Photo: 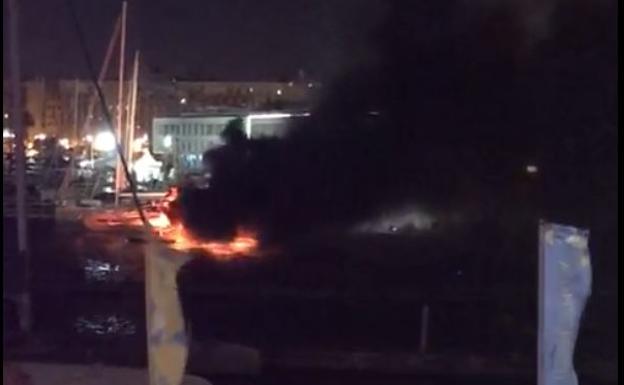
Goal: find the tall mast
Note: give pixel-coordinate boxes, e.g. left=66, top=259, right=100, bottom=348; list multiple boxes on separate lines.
left=81, top=16, right=121, bottom=139
left=114, top=1, right=127, bottom=206
left=73, top=78, right=80, bottom=141
left=8, top=0, right=31, bottom=333
left=126, top=50, right=140, bottom=172
left=124, top=68, right=133, bottom=169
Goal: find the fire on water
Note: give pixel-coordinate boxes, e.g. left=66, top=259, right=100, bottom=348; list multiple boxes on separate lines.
left=83, top=188, right=258, bottom=260
left=147, top=212, right=258, bottom=259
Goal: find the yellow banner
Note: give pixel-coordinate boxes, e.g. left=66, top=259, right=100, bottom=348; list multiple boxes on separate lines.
left=145, top=241, right=192, bottom=385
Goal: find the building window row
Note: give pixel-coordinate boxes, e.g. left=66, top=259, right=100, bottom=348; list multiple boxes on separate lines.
left=175, top=139, right=214, bottom=154
left=161, top=122, right=224, bottom=136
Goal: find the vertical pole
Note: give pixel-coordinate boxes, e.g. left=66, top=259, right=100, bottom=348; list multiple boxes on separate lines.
left=174, top=138, right=180, bottom=182
left=126, top=50, right=140, bottom=172
left=73, top=78, right=80, bottom=142
left=82, top=16, right=121, bottom=139
left=419, top=304, right=430, bottom=354
left=124, top=71, right=133, bottom=173
left=114, top=1, right=127, bottom=206
left=8, top=0, right=31, bottom=333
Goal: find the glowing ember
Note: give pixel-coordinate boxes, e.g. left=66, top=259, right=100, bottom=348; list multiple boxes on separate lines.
left=83, top=187, right=259, bottom=260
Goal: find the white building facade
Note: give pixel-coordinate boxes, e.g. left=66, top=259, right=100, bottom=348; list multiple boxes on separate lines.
left=152, top=111, right=306, bottom=171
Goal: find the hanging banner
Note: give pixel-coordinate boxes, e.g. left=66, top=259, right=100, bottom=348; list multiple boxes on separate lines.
left=538, top=222, right=592, bottom=385
left=145, top=240, right=192, bottom=385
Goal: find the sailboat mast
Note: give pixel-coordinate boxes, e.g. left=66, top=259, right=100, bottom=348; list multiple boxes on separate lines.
left=8, top=0, right=31, bottom=333
left=126, top=51, right=140, bottom=171
left=81, top=16, right=121, bottom=139
left=114, top=1, right=128, bottom=206
left=73, top=78, right=80, bottom=141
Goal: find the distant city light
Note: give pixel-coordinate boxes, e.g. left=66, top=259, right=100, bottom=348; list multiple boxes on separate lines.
left=3, top=129, right=14, bottom=139
left=163, top=134, right=173, bottom=149
left=132, top=133, right=149, bottom=152
left=84, top=134, right=94, bottom=143
left=59, top=137, right=70, bottom=149
left=33, top=133, right=47, bottom=141
left=526, top=164, right=539, bottom=174
left=276, top=89, right=282, bottom=96
left=288, top=81, right=294, bottom=87
left=3, top=113, right=8, bottom=119
left=79, top=159, right=94, bottom=169
left=93, top=131, right=116, bottom=152
left=180, top=97, right=187, bottom=105
left=248, top=87, right=254, bottom=93
left=307, top=83, right=314, bottom=88
left=26, top=149, right=39, bottom=158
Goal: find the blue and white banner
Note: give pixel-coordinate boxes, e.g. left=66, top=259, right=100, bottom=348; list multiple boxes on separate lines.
left=538, top=222, right=592, bottom=385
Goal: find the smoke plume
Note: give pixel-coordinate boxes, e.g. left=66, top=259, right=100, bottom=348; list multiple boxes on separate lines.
left=180, top=0, right=616, bottom=244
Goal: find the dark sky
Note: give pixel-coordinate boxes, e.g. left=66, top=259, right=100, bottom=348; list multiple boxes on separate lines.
left=5, top=0, right=383, bottom=81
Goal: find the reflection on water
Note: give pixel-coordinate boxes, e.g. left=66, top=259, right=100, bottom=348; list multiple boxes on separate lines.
left=84, top=259, right=122, bottom=282
left=74, top=314, right=137, bottom=336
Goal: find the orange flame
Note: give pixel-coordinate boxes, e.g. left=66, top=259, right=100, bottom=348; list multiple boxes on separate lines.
left=148, top=190, right=259, bottom=258
left=152, top=217, right=258, bottom=259
left=84, top=186, right=259, bottom=260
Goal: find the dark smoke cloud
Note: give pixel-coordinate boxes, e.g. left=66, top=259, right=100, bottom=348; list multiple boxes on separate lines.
left=181, top=0, right=616, bottom=243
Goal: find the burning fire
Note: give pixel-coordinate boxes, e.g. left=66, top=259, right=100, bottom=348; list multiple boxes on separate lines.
left=147, top=211, right=258, bottom=259
left=84, top=186, right=258, bottom=259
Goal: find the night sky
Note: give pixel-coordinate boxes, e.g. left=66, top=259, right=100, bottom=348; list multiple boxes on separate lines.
left=5, top=0, right=383, bottom=81
left=6, top=0, right=608, bottom=82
